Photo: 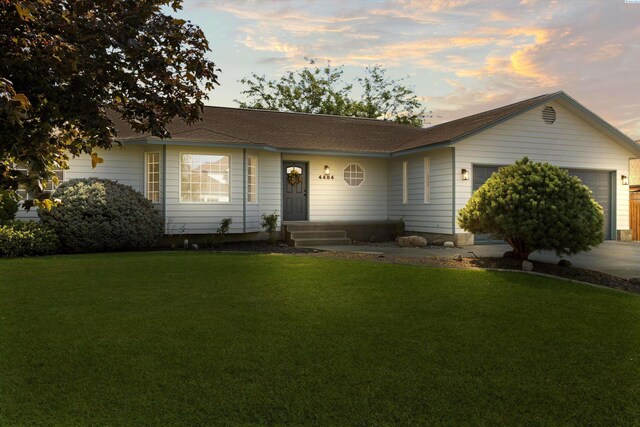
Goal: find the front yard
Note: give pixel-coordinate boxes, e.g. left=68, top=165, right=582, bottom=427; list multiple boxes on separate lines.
left=1, top=252, right=639, bottom=425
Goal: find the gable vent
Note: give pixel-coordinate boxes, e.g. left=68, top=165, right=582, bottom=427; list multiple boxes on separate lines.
left=542, top=106, right=556, bottom=124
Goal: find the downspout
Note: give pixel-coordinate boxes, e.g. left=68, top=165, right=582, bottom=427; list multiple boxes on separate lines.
left=243, top=148, right=247, bottom=233
left=162, top=144, right=167, bottom=233
left=451, top=147, right=456, bottom=237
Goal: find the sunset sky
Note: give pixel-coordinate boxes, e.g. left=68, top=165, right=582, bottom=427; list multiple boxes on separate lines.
left=178, top=0, right=640, bottom=139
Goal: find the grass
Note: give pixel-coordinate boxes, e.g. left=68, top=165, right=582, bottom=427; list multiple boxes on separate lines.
left=1, top=252, right=639, bottom=426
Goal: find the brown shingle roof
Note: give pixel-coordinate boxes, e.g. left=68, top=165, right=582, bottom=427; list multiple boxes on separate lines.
left=114, top=92, right=560, bottom=153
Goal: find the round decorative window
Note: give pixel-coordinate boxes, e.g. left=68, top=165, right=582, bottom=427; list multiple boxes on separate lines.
left=542, top=106, right=556, bottom=124
left=344, top=163, right=364, bottom=187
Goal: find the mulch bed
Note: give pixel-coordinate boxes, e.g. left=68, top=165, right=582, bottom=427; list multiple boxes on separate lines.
left=206, top=240, right=317, bottom=254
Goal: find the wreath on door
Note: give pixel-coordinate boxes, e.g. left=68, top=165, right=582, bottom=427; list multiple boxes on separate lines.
left=287, top=168, right=303, bottom=186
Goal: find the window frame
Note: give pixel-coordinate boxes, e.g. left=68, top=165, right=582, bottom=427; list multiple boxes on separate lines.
left=145, top=151, right=161, bottom=204
left=343, top=162, right=365, bottom=188
left=424, top=157, right=431, bottom=204
left=247, top=155, right=258, bottom=204
left=15, top=165, right=64, bottom=201
left=178, top=152, right=232, bottom=204
left=402, top=161, right=408, bottom=204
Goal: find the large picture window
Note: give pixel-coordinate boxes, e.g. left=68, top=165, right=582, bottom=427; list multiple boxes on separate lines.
left=247, top=156, right=258, bottom=203
left=180, top=154, right=230, bottom=203
left=145, top=152, right=160, bottom=203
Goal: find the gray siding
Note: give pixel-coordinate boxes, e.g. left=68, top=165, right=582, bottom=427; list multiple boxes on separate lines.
left=16, top=146, right=144, bottom=220
left=455, top=100, right=633, bottom=233
left=388, top=148, right=454, bottom=234
left=281, top=154, right=389, bottom=221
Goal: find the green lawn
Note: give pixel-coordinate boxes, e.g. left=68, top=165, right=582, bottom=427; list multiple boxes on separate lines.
left=1, top=252, right=639, bottom=426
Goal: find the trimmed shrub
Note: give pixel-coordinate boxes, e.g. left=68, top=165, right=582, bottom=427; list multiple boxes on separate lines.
left=261, top=211, right=279, bottom=243
left=216, top=217, right=233, bottom=246
left=0, top=190, right=19, bottom=223
left=458, top=157, right=604, bottom=260
left=0, top=221, right=59, bottom=257
left=39, top=178, right=163, bottom=253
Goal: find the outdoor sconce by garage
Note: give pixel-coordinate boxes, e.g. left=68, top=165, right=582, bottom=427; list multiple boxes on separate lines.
left=461, top=169, right=470, bottom=181
left=622, top=175, right=629, bottom=185
left=319, top=165, right=334, bottom=180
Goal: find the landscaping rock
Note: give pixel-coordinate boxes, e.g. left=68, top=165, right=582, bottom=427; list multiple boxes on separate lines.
left=192, top=244, right=199, bottom=250
left=397, top=235, right=427, bottom=248
left=431, top=238, right=444, bottom=246
left=558, top=259, right=572, bottom=267
left=522, top=260, right=533, bottom=271
left=503, top=250, right=515, bottom=259
left=443, top=241, right=455, bottom=248
left=453, top=254, right=463, bottom=261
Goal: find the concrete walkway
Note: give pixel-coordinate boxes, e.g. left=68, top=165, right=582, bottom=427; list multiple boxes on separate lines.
left=307, top=241, right=640, bottom=279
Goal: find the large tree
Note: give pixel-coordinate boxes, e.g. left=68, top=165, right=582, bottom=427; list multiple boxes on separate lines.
left=0, top=0, right=219, bottom=209
left=236, top=58, right=426, bottom=127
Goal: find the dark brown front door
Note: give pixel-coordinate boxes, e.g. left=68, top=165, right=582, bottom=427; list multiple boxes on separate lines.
left=283, top=162, right=307, bottom=221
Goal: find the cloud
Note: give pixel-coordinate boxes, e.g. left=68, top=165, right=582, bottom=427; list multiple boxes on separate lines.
left=188, top=0, right=640, bottom=138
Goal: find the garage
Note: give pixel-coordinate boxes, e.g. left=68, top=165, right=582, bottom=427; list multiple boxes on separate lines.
left=472, top=165, right=613, bottom=241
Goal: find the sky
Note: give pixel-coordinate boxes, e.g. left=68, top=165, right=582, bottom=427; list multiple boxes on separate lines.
left=177, top=0, right=640, bottom=139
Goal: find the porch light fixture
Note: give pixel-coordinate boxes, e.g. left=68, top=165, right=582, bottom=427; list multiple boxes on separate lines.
left=622, top=175, right=629, bottom=185
left=461, top=169, right=470, bottom=181
left=319, top=165, right=334, bottom=180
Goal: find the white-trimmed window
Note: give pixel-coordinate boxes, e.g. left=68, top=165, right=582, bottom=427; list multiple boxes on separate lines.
left=247, top=155, right=258, bottom=203
left=344, top=163, right=365, bottom=187
left=15, top=164, right=64, bottom=200
left=180, top=153, right=230, bottom=203
left=402, top=161, right=408, bottom=204
left=424, top=157, right=430, bottom=204
left=145, top=152, right=160, bottom=203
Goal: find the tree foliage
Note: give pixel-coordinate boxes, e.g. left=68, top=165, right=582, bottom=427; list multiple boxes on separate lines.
left=458, top=158, right=604, bottom=261
left=0, top=0, right=219, bottom=208
left=236, top=58, right=426, bottom=127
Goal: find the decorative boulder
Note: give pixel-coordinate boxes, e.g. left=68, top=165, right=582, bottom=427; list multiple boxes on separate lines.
left=443, top=241, right=455, bottom=248
left=397, top=235, right=427, bottom=247
left=431, top=238, right=445, bottom=246
left=522, top=260, right=534, bottom=271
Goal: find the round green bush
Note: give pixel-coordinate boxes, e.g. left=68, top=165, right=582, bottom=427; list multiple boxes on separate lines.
left=458, top=157, right=604, bottom=260
left=0, top=221, right=59, bottom=257
left=0, top=190, right=19, bottom=223
left=39, top=178, right=163, bottom=252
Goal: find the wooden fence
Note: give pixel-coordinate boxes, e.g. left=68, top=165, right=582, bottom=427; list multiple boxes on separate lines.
left=631, top=193, right=640, bottom=241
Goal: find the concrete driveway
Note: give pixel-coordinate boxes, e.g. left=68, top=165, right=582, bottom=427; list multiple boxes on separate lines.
left=308, top=241, right=640, bottom=279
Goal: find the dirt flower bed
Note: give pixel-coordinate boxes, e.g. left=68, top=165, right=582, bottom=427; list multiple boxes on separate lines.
left=211, top=241, right=317, bottom=254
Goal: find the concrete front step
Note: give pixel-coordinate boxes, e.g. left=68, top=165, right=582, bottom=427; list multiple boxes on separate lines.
left=293, top=237, right=352, bottom=247
left=289, top=230, right=347, bottom=240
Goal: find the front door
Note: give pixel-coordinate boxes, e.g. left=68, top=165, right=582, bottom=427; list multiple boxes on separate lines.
left=283, top=162, right=308, bottom=221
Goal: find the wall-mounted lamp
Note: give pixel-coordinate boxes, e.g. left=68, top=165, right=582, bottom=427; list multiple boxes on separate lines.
left=461, top=169, right=470, bottom=181
left=622, top=175, right=629, bottom=186
left=319, top=165, right=334, bottom=180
